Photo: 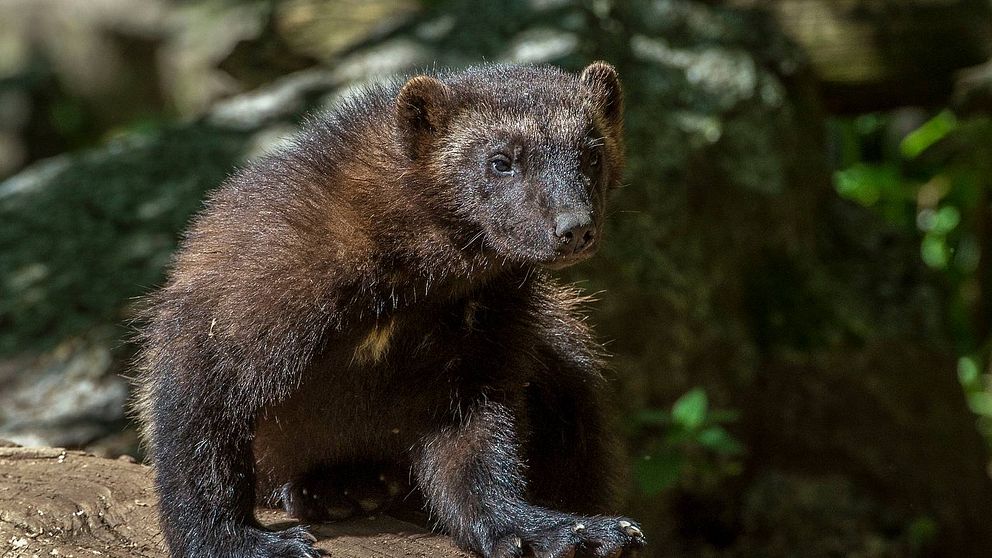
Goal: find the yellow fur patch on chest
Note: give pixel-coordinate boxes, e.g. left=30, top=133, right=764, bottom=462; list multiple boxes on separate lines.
left=352, top=317, right=397, bottom=365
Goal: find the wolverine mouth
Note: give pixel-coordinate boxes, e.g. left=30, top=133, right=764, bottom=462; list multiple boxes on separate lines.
left=540, top=242, right=598, bottom=270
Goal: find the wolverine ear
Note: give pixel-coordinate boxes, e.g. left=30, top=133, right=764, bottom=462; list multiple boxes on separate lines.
left=396, top=75, right=452, bottom=159
left=580, top=61, right=623, bottom=129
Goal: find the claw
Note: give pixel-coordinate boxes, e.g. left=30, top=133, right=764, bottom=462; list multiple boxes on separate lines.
left=513, top=536, right=523, bottom=549
left=572, top=522, right=586, bottom=533
left=618, top=520, right=643, bottom=538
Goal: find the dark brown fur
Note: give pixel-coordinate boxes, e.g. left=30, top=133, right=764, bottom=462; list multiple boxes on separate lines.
left=136, top=62, right=643, bottom=558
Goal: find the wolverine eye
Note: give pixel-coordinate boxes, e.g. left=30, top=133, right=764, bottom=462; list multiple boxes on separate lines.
left=490, top=154, right=513, bottom=175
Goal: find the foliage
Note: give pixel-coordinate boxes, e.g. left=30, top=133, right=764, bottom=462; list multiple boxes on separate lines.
left=0, top=125, right=250, bottom=355
left=633, top=388, right=744, bottom=496
left=833, top=110, right=992, bottom=444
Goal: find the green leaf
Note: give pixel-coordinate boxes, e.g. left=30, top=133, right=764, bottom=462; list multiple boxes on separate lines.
left=635, top=452, right=684, bottom=496
left=931, top=206, right=960, bottom=235
left=921, top=234, right=950, bottom=269
left=958, top=356, right=980, bottom=387
left=672, top=388, right=708, bottom=429
left=900, top=110, right=957, bottom=159
left=967, top=392, right=992, bottom=416
left=833, top=163, right=901, bottom=207
left=854, top=113, right=885, bottom=136
left=697, top=425, right=745, bottom=455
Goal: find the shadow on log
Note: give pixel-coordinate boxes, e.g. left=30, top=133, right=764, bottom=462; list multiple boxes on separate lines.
left=0, top=445, right=468, bottom=558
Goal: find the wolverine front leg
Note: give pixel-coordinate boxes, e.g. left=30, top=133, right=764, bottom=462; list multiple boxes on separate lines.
left=149, top=367, right=320, bottom=558
left=414, top=400, right=645, bottom=558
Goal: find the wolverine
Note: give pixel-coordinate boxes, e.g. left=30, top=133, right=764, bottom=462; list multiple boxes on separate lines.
left=136, top=61, right=645, bottom=558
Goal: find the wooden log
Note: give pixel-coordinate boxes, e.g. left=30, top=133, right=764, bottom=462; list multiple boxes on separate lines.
left=0, top=446, right=469, bottom=558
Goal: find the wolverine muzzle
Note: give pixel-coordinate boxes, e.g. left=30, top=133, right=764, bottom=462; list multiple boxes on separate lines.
left=554, top=210, right=596, bottom=257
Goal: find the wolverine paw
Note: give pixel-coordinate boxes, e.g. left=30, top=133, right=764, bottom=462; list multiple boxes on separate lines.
left=247, top=525, right=322, bottom=558
left=491, top=516, right=645, bottom=558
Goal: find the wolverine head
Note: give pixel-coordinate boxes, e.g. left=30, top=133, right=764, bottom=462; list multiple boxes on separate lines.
left=395, top=62, right=624, bottom=268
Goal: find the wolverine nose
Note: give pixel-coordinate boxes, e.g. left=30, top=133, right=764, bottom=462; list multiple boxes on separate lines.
left=554, top=211, right=596, bottom=255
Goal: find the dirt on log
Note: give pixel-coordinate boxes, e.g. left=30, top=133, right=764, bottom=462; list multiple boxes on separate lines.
left=0, top=445, right=469, bottom=558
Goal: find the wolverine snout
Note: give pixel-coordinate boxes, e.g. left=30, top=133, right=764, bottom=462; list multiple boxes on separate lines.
left=554, top=210, right=596, bottom=256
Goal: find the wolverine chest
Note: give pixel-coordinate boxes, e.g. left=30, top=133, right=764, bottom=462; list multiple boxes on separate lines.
left=338, top=299, right=507, bottom=376
left=252, top=294, right=523, bottom=494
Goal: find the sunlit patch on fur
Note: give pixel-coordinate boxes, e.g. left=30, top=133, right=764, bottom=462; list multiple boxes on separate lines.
left=352, top=317, right=397, bottom=365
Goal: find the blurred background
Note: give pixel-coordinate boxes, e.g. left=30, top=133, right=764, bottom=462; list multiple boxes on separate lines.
left=2, top=0, right=992, bottom=555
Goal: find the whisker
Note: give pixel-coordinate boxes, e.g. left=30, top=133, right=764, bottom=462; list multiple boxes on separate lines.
left=518, top=265, right=535, bottom=288
left=460, top=230, right=485, bottom=251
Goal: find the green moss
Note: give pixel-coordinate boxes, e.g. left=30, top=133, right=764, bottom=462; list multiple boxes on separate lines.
left=0, top=124, right=250, bottom=355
